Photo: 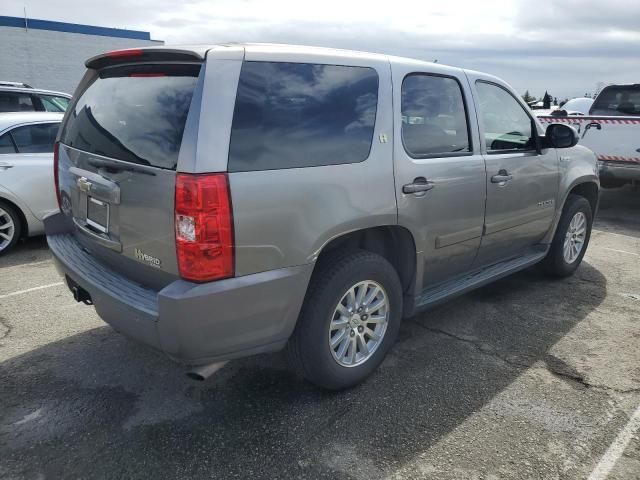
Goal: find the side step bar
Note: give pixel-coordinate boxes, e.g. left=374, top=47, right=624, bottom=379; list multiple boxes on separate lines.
left=414, top=247, right=549, bottom=313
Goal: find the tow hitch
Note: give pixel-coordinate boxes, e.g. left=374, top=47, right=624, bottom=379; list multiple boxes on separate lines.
left=66, top=276, right=93, bottom=305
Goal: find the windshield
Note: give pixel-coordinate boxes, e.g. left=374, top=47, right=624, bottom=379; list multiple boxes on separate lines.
left=60, top=64, right=200, bottom=169
left=561, top=98, right=593, bottom=115
left=590, top=86, right=640, bottom=116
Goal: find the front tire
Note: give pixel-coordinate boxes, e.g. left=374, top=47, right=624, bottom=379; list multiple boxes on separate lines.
left=541, top=194, right=593, bottom=277
left=287, top=250, right=403, bottom=390
left=0, top=202, right=21, bottom=256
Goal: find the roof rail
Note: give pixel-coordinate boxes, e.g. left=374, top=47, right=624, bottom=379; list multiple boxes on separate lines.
left=0, top=81, right=33, bottom=88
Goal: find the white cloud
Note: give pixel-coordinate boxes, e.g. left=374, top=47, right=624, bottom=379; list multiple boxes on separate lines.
left=2, top=0, right=639, bottom=99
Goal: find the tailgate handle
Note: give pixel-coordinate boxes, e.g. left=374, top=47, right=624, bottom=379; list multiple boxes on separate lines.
left=69, top=167, right=120, bottom=204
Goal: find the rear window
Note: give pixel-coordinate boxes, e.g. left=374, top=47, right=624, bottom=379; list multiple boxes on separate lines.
left=228, top=61, right=379, bottom=172
left=591, top=86, right=640, bottom=116
left=60, top=64, right=200, bottom=169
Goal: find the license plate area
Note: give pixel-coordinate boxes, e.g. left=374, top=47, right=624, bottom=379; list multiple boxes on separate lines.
left=86, top=197, right=109, bottom=234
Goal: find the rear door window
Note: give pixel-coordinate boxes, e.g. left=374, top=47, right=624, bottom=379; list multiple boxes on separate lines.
left=0, top=133, right=16, bottom=153
left=0, top=92, right=36, bottom=112
left=60, top=64, right=201, bottom=170
left=10, top=123, right=60, bottom=153
left=401, top=74, right=470, bottom=156
left=228, top=61, right=379, bottom=172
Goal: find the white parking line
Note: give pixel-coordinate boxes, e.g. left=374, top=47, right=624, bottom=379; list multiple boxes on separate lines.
left=604, top=247, right=640, bottom=257
left=11, top=259, right=54, bottom=268
left=588, top=405, right=640, bottom=480
left=592, top=229, right=638, bottom=240
left=0, top=282, right=64, bottom=299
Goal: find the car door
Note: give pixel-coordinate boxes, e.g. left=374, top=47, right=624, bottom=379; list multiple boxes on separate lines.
left=470, top=78, right=559, bottom=267
left=0, top=122, right=60, bottom=220
left=393, top=67, right=486, bottom=291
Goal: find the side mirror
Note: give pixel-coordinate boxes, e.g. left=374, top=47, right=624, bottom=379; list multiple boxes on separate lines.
left=542, top=123, right=579, bottom=149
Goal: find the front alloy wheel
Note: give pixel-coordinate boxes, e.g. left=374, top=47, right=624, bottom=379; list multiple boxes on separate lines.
left=563, top=211, right=587, bottom=264
left=541, top=194, right=593, bottom=277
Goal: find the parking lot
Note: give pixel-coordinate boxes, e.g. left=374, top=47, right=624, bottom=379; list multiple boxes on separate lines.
left=0, top=186, right=638, bottom=479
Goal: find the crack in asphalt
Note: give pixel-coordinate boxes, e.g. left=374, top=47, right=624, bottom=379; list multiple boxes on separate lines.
left=408, top=320, right=640, bottom=395
left=407, top=320, right=531, bottom=370
left=0, top=316, right=12, bottom=341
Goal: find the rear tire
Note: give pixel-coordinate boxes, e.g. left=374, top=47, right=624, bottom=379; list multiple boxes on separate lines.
left=287, top=250, right=403, bottom=390
left=0, top=202, right=21, bottom=256
left=541, top=194, right=593, bottom=277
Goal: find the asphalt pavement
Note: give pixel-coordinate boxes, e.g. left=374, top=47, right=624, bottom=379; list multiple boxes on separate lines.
left=1, top=186, right=639, bottom=479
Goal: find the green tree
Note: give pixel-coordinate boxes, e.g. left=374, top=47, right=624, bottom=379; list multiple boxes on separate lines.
left=522, top=90, right=536, bottom=104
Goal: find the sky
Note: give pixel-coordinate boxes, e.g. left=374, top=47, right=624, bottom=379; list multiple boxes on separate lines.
left=2, top=0, right=639, bottom=100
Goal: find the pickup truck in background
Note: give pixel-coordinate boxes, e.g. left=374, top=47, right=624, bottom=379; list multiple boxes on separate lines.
left=538, top=84, right=640, bottom=188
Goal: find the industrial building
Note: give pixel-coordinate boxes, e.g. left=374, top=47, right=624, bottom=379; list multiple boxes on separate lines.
left=0, top=15, right=163, bottom=94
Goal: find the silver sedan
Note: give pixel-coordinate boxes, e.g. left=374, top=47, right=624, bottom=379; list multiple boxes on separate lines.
left=0, top=112, right=63, bottom=254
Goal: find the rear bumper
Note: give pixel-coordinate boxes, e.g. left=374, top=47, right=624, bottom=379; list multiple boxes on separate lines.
left=598, top=161, right=640, bottom=182
left=47, top=231, right=313, bottom=365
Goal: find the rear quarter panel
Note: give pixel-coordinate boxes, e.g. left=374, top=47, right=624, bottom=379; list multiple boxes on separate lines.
left=204, top=49, right=397, bottom=276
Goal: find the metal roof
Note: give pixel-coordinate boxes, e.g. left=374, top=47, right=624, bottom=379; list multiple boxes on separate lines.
left=0, top=112, right=64, bottom=132
left=0, top=85, right=71, bottom=97
left=0, top=15, right=153, bottom=41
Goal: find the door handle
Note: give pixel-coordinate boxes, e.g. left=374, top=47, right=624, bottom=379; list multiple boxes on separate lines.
left=403, top=177, right=435, bottom=194
left=491, top=170, right=513, bottom=184
left=582, top=122, right=601, bottom=139
left=0, top=162, right=14, bottom=170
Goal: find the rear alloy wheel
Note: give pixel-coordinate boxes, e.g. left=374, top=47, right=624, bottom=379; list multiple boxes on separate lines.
left=0, top=203, right=21, bottom=255
left=329, top=280, right=389, bottom=367
left=287, top=250, right=403, bottom=390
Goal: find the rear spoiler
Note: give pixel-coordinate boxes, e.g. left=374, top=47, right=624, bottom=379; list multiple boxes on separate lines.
left=85, top=48, right=205, bottom=70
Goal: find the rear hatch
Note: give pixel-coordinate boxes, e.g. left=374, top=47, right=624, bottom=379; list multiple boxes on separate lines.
left=57, top=50, right=203, bottom=290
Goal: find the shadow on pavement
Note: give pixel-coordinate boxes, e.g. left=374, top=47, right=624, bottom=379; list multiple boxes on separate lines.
left=0, top=236, right=50, bottom=268
left=0, top=261, right=606, bottom=479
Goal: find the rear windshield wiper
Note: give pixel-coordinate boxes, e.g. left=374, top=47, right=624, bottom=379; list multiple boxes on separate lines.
left=88, top=158, right=156, bottom=176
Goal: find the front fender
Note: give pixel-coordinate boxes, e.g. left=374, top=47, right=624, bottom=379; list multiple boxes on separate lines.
left=0, top=187, right=43, bottom=237
left=542, top=145, right=599, bottom=244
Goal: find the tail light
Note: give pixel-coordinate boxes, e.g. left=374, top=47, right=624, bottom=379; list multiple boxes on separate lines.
left=175, top=173, right=234, bottom=282
left=53, top=142, right=61, bottom=208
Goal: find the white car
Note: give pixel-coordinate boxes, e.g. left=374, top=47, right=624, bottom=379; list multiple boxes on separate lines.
left=0, top=112, right=62, bottom=254
left=539, top=84, right=640, bottom=188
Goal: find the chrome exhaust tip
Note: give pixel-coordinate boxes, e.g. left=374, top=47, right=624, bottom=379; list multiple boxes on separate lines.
left=186, top=361, right=227, bottom=381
